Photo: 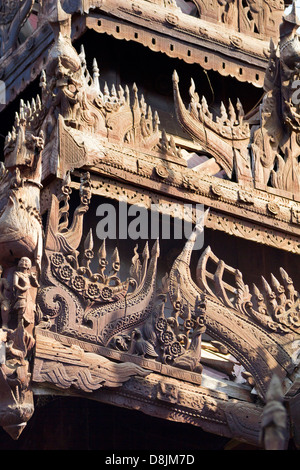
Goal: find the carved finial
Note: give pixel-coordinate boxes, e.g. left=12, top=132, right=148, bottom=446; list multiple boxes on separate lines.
left=147, top=105, right=153, bottom=121
left=125, top=85, right=130, bottom=105
left=84, top=229, right=94, bottom=252
left=169, top=135, right=177, bottom=155
left=118, top=85, right=125, bottom=103
left=279, top=267, right=295, bottom=300
left=154, top=111, right=160, bottom=131
left=172, top=70, right=179, bottom=84
left=189, top=78, right=197, bottom=99
left=92, top=58, right=100, bottom=94
left=261, top=276, right=273, bottom=296
left=98, top=239, right=108, bottom=275
left=151, top=239, right=160, bottom=257
left=103, top=82, right=109, bottom=97
left=111, top=84, right=117, bottom=98
left=236, top=98, right=244, bottom=120
left=228, top=99, right=236, bottom=124
left=160, top=129, right=169, bottom=151
left=111, top=247, right=120, bottom=273
left=11, top=126, right=16, bottom=140
left=79, top=44, right=86, bottom=61
left=14, top=112, right=20, bottom=127
left=140, top=94, right=146, bottom=115
left=260, top=374, right=288, bottom=450
left=252, top=283, right=263, bottom=298
left=31, top=97, right=36, bottom=113
left=36, top=94, right=42, bottom=110
left=201, top=95, right=208, bottom=110
left=48, top=0, right=71, bottom=39
left=220, top=101, right=227, bottom=121
left=270, top=273, right=281, bottom=290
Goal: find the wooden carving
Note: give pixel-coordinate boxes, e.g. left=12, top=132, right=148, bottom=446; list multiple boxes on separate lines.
left=0, top=0, right=34, bottom=56
left=260, top=374, right=288, bottom=450
left=173, top=3, right=300, bottom=199
left=39, top=3, right=184, bottom=175
left=0, top=34, right=44, bottom=438
left=34, top=172, right=210, bottom=389
left=0, top=256, right=40, bottom=439
left=168, top=227, right=300, bottom=401
left=189, top=0, right=285, bottom=40
left=0, top=99, right=44, bottom=267
left=173, top=70, right=252, bottom=183
left=251, top=4, right=300, bottom=196
left=33, top=334, right=150, bottom=393
left=85, top=0, right=271, bottom=87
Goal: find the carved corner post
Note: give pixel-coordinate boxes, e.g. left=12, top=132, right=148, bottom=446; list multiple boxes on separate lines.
left=0, top=102, right=44, bottom=438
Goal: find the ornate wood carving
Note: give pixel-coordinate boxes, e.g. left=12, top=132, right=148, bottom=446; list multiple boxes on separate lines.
left=251, top=5, right=300, bottom=196
left=36, top=8, right=185, bottom=179
left=33, top=333, right=150, bottom=392
left=0, top=255, right=40, bottom=439
left=0, top=24, right=45, bottom=438
left=0, top=107, right=43, bottom=267
left=173, top=5, right=300, bottom=201
left=85, top=0, right=269, bottom=87
left=33, top=328, right=265, bottom=447
left=168, top=228, right=300, bottom=401
left=1, top=0, right=300, bottom=449
left=189, top=0, right=285, bottom=40
left=36, top=171, right=209, bottom=381
left=173, top=70, right=252, bottom=183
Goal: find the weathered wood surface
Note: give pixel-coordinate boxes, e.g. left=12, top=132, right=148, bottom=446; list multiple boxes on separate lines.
left=33, top=329, right=264, bottom=448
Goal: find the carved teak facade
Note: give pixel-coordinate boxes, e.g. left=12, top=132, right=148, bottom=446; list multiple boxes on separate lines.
left=0, top=0, right=299, bottom=451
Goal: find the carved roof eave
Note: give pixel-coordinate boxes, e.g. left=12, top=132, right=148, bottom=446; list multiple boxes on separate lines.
left=32, top=328, right=266, bottom=448
left=0, top=0, right=271, bottom=113
left=84, top=0, right=271, bottom=87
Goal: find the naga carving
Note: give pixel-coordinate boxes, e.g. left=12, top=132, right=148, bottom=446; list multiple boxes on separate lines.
left=168, top=226, right=300, bottom=403
left=173, top=70, right=252, bottom=184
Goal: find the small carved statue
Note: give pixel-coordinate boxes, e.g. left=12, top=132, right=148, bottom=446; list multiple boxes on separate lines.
left=13, top=257, right=39, bottom=330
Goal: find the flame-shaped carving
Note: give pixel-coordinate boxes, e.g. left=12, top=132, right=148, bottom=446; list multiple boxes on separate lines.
left=172, top=70, right=252, bottom=183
